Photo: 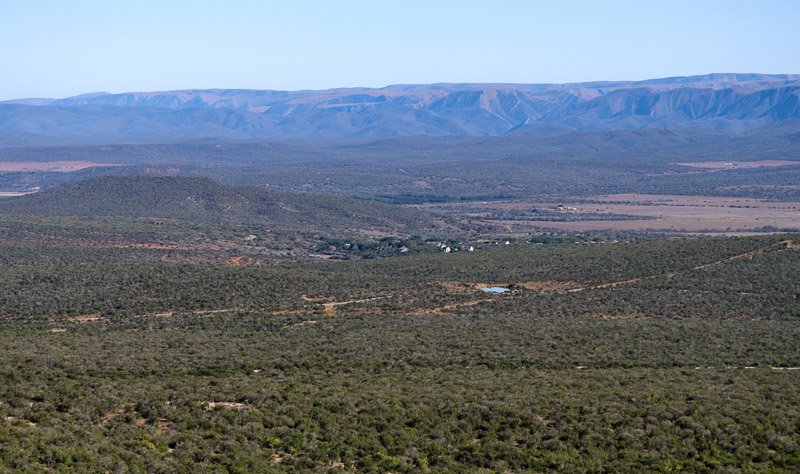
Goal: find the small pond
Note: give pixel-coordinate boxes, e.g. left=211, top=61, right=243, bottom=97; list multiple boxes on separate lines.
left=481, top=287, right=510, bottom=293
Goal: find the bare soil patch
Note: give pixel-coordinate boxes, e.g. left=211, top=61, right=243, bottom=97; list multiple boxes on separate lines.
left=68, top=313, right=104, bottom=323
left=323, top=297, right=383, bottom=313
left=5, top=416, right=36, bottom=426
left=285, top=320, right=318, bottom=329
left=103, top=408, right=129, bottom=423
left=301, top=294, right=326, bottom=302
left=206, top=402, right=251, bottom=410
left=155, top=418, right=173, bottom=435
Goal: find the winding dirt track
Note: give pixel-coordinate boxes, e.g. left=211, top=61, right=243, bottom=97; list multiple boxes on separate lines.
left=590, top=240, right=794, bottom=290
left=421, top=239, right=797, bottom=314
left=43, top=240, right=797, bottom=330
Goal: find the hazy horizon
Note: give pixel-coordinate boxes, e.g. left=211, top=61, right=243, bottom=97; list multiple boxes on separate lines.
left=2, top=0, right=799, bottom=101
left=3, top=72, right=798, bottom=103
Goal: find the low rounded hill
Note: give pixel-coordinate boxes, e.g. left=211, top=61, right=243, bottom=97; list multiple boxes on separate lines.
left=0, top=174, right=452, bottom=235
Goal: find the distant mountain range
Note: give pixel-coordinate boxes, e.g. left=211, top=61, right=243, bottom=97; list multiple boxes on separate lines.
left=1, top=73, right=799, bottom=143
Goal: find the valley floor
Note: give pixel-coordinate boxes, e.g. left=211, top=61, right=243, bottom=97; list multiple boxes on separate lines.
left=414, top=193, right=800, bottom=235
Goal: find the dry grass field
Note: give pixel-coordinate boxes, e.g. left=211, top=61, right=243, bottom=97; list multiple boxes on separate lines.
left=416, top=194, right=800, bottom=235
left=0, top=161, right=119, bottom=172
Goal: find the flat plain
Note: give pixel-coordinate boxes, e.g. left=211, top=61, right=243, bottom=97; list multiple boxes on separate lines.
left=415, top=194, right=800, bottom=234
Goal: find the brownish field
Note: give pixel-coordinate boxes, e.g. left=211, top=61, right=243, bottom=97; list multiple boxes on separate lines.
left=0, top=161, right=120, bottom=172
left=416, top=194, right=800, bottom=234
left=648, top=161, right=800, bottom=176
left=673, top=160, right=800, bottom=170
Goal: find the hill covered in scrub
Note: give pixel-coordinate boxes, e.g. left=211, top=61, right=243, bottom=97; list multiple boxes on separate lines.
left=0, top=175, right=453, bottom=235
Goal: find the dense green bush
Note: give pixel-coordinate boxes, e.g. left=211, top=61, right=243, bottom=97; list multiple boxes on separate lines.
left=1, top=225, right=798, bottom=471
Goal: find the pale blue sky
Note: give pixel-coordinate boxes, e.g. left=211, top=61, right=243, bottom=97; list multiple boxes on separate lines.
left=1, top=0, right=799, bottom=100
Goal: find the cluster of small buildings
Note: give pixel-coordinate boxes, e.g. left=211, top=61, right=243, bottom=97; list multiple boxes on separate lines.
left=427, top=241, right=474, bottom=253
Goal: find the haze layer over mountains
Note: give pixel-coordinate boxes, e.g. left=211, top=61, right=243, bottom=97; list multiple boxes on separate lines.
left=1, top=73, right=799, bottom=145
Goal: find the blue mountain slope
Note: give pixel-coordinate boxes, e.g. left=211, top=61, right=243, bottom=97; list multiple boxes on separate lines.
left=1, top=74, right=799, bottom=142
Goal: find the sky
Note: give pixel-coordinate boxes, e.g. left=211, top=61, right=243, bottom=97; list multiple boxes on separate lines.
left=1, top=0, right=799, bottom=100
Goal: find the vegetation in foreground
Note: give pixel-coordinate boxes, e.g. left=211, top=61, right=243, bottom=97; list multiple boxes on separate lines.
left=0, top=230, right=799, bottom=472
